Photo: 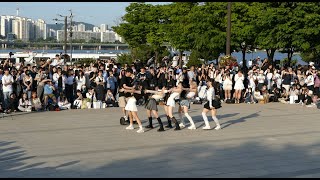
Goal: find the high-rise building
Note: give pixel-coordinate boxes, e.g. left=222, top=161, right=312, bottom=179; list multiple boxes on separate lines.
left=48, top=28, right=56, bottom=38
left=1, top=15, right=14, bottom=38
left=57, top=30, right=100, bottom=42
left=100, top=24, right=107, bottom=32
left=101, top=30, right=116, bottom=43
left=35, top=19, right=47, bottom=40
left=78, top=23, right=85, bottom=31
left=93, top=26, right=100, bottom=32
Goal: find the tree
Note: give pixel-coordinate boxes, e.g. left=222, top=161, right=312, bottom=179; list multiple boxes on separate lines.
left=189, top=2, right=227, bottom=64
left=165, top=2, right=197, bottom=67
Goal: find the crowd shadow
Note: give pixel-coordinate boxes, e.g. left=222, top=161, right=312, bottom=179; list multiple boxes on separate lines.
left=1, top=137, right=320, bottom=177
left=0, top=141, right=80, bottom=178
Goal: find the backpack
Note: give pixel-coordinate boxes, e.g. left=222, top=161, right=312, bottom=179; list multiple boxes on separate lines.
left=120, top=117, right=129, bottom=125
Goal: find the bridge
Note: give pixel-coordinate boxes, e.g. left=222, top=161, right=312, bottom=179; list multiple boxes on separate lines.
left=0, top=40, right=130, bottom=50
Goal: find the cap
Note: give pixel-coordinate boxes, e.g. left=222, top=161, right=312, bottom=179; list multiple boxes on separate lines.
left=114, top=65, right=118, bottom=69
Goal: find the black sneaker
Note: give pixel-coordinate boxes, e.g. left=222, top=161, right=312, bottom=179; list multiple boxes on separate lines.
left=157, top=127, right=165, bottom=132
left=165, top=124, right=173, bottom=128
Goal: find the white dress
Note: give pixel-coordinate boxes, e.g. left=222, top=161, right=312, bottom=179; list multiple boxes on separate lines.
left=166, top=92, right=180, bottom=107
left=125, top=96, right=138, bottom=112
left=234, top=74, right=245, bottom=90
left=223, top=77, right=233, bottom=90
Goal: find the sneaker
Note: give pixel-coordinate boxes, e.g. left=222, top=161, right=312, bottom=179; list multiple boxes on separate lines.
left=126, top=125, right=134, bottom=130
left=137, top=128, right=144, bottom=133
left=188, top=125, right=196, bottom=130
left=179, top=123, right=185, bottom=128
left=214, top=126, right=221, bottom=130
left=202, top=126, right=211, bottom=130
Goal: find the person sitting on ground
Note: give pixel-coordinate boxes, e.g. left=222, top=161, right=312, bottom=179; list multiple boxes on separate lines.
left=105, top=89, right=116, bottom=107
left=7, top=93, right=19, bottom=113
left=86, top=88, right=97, bottom=109
left=244, top=88, right=254, bottom=104
left=43, top=80, right=57, bottom=108
left=73, top=90, right=83, bottom=109
left=289, top=84, right=299, bottom=104
left=58, top=93, right=71, bottom=110
left=31, top=91, right=42, bottom=111
left=18, top=92, right=32, bottom=112
left=253, top=88, right=264, bottom=103
left=270, top=84, right=281, bottom=102
left=261, top=84, right=269, bottom=103
left=279, top=87, right=289, bottom=103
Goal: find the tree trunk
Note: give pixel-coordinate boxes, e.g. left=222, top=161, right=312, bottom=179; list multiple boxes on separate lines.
left=179, top=51, right=183, bottom=68
left=155, top=50, right=159, bottom=68
left=266, top=48, right=276, bottom=63
left=287, top=47, right=293, bottom=66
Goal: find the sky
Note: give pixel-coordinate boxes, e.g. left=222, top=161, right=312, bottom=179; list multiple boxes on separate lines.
left=0, top=2, right=170, bottom=26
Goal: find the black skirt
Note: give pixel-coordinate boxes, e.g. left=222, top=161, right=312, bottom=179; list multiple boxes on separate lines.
left=204, top=99, right=222, bottom=110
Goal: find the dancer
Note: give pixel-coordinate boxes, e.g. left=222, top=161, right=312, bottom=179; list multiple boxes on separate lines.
left=144, top=87, right=166, bottom=132
left=118, top=68, right=134, bottom=123
left=120, top=86, right=145, bottom=133
left=162, top=73, right=176, bottom=128
left=201, top=80, right=222, bottom=130
left=178, top=81, right=197, bottom=129
left=166, top=82, right=183, bottom=130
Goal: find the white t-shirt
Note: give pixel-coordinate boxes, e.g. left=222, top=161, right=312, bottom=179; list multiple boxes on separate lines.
left=306, top=75, right=314, bottom=86
left=2, top=74, right=14, bottom=92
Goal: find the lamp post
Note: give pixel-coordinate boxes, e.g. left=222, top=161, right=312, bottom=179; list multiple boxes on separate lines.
left=241, top=41, right=247, bottom=71
left=69, top=9, right=74, bottom=65
left=53, top=15, right=67, bottom=56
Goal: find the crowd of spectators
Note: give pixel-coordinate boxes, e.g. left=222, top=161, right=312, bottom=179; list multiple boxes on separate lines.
left=0, top=54, right=319, bottom=114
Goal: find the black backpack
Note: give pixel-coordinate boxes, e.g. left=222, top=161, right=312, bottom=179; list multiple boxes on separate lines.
left=120, top=117, right=129, bottom=125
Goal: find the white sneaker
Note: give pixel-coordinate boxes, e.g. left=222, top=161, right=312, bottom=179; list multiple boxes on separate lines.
left=137, top=128, right=144, bottom=133
left=188, top=125, right=196, bottom=130
left=202, top=126, right=211, bottom=130
left=126, top=125, right=134, bottom=130
left=214, top=126, right=221, bottom=130
left=179, top=123, right=185, bottom=128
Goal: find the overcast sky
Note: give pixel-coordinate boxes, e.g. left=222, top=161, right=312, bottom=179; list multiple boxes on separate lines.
left=0, top=2, right=170, bottom=26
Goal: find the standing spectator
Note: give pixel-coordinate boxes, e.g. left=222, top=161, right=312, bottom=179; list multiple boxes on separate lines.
left=234, top=70, right=245, bottom=104
left=65, top=69, right=75, bottom=105
left=22, top=70, right=33, bottom=100
left=95, top=70, right=105, bottom=102
left=257, top=70, right=266, bottom=91
left=2, top=68, right=14, bottom=112
left=106, top=70, right=117, bottom=97
left=75, top=70, right=86, bottom=92
left=223, top=71, right=233, bottom=101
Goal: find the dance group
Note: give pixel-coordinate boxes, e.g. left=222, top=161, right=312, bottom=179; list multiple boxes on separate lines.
left=118, top=68, right=222, bottom=133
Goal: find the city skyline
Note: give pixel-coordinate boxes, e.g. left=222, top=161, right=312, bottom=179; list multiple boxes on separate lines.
left=0, top=2, right=171, bottom=27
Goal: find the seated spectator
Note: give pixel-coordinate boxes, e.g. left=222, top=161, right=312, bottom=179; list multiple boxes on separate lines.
left=261, top=85, right=269, bottom=103
left=105, top=89, right=116, bottom=107
left=254, top=88, right=264, bottom=102
left=289, top=84, right=299, bottom=104
left=73, top=90, right=83, bottom=109
left=244, top=88, right=254, bottom=104
left=279, top=87, right=289, bottom=103
left=270, top=84, right=280, bottom=102
left=18, top=93, right=32, bottom=112
left=85, top=88, right=97, bottom=109
left=43, top=80, right=57, bottom=108
left=31, top=91, right=42, bottom=111
left=58, top=93, right=71, bottom=110
left=7, top=93, right=19, bottom=113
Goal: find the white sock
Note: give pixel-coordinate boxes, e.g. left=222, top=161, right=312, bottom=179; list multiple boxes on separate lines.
left=212, top=116, right=220, bottom=127
left=124, top=116, right=128, bottom=120
left=202, top=112, right=210, bottom=127
left=185, top=113, right=195, bottom=126
left=139, top=125, right=143, bottom=129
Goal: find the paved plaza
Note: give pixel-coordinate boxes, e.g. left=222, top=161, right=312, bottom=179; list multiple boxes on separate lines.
left=0, top=103, right=320, bottom=177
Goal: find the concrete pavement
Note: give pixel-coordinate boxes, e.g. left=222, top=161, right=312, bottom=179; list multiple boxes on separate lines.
left=0, top=102, right=319, bottom=177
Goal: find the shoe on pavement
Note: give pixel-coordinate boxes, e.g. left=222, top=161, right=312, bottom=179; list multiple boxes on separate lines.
left=179, top=123, right=185, bottom=128
left=126, top=125, right=134, bottom=130
left=202, top=126, right=211, bottom=130
left=214, top=126, right=221, bottom=130
left=137, top=128, right=144, bottom=133
left=188, top=125, right=196, bottom=130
